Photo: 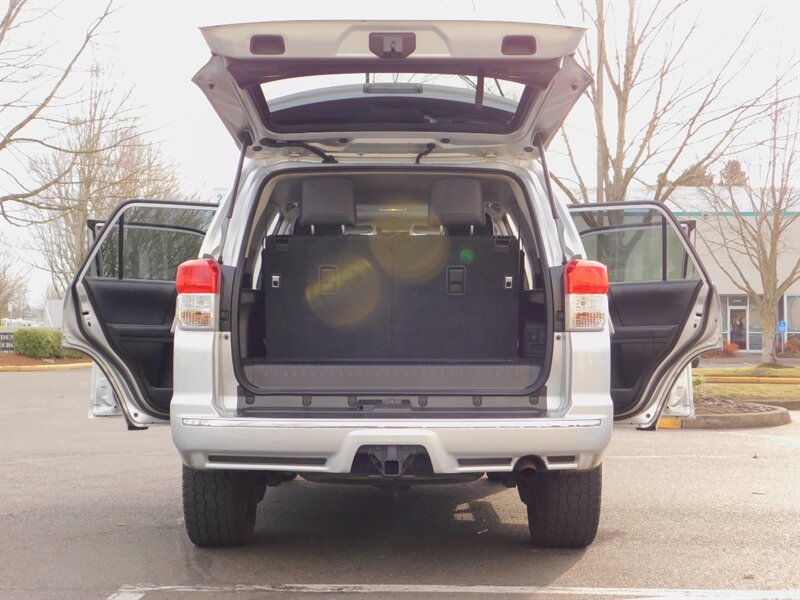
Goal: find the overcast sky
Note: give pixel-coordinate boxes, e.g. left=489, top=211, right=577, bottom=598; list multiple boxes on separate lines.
left=2, top=0, right=798, bottom=302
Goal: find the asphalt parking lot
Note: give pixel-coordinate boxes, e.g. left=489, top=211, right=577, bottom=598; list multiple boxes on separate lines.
left=1, top=370, right=798, bottom=600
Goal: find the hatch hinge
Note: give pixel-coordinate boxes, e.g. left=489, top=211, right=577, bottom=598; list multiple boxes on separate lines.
left=260, top=138, right=337, bottom=163
left=415, top=142, right=436, bottom=164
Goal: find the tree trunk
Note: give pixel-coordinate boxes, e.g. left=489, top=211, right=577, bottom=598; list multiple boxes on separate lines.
left=595, top=0, right=605, bottom=203
left=760, top=298, right=779, bottom=364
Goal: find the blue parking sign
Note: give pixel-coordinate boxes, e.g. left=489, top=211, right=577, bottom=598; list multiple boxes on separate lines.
left=778, top=320, right=787, bottom=333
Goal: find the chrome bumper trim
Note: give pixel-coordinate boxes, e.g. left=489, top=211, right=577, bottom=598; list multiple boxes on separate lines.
left=181, top=417, right=603, bottom=429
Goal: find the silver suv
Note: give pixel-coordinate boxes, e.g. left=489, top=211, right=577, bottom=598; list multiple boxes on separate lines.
left=63, top=20, right=721, bottom=548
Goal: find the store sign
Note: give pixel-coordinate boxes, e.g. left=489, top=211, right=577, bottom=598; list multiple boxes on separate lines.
left=0, top=332, right=14, bottom=353
left=728, top=296, right=748, bottom=307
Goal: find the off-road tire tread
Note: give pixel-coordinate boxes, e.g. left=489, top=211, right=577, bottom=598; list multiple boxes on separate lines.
left=526, top=465, right=601, bottom=548
left=182, top=466, right=257, bottom=547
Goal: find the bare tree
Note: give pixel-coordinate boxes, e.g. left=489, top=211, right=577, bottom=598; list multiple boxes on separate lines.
left=553, top=0, right=795, bottom=204
left=0, top=0, right=114, bottom=218
left=27, top=71, right=185, bottom=296
left=719, top=159, right=748, bottom=187
left=676, top=163, right=714, bottom=187
left=0, top=245, right=28, bottom=319
left=694, top=99, right=800, bottom=364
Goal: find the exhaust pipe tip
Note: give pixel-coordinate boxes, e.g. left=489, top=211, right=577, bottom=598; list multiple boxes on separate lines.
left=514, top=456, right=542, bottom=483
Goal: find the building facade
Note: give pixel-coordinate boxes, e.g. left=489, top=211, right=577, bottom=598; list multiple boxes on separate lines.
left=667, top=188, right=800, bottom=353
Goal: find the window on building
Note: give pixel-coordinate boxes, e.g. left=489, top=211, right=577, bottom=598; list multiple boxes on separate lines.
left=748, top=296, right=762, bottom=351
left=787, top=295, right=800, bottom=337
left=720, top=295, right=729, bottom=333
left=728, top=295, right=748, bottom=350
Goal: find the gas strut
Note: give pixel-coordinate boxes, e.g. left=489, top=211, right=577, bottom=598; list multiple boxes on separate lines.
left=215, top=132, right=252, bottom=263
left=534, top=132, right=569, bottom=265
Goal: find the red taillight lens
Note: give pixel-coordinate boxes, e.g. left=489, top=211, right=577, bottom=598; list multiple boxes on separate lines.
left=564, top=258, right=609, bottom=331
left=176, top=259, right=221, bottom=294
left=564, top=259, right=608, bottom=295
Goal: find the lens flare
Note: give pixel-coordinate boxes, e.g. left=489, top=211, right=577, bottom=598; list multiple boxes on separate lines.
left=304, top=255, right=381, bottom=328
left=392, top=237, right=449, bottom=283
left=459, top=248, right=475, bottom=264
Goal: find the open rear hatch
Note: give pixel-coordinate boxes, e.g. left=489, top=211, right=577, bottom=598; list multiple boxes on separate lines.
left=231, top=168, right=555, bottom=417
left=191, top=20, right=593, bottom=416
left=193, top=20, right=591, bottom=160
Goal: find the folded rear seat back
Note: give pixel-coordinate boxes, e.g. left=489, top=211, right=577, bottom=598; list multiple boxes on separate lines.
left=263, top=235, right=392, bottom=360
left=263, top=177, right=392, bottom=360
left=261, top=176, right=520, bottom=362
left=391, top=236, right=519, bottom=359
left=391, top=178, right=520, bottom=359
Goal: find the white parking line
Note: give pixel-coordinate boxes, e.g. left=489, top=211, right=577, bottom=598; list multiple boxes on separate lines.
left=108, top=583, right=800, bottom=599
left=607, top=454, right=762, bottom=459
left=107, top=592, right=145, bottom=600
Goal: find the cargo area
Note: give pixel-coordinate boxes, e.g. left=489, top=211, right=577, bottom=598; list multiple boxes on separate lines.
left=232, top=169, right=553, bottom=399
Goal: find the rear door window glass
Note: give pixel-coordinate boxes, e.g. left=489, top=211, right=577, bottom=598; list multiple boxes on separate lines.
left=93, top=205, right=214, bottom=281
left=570, top=207, right=699, bottom=282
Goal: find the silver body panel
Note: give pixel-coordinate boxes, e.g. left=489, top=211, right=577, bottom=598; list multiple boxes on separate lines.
left=63, top=18, right=719, bottom=473
left=160, top=158, right=615, bottom=471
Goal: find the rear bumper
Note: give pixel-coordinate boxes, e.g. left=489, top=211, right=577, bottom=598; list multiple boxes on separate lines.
left=171, top=413, right=612, bottom=474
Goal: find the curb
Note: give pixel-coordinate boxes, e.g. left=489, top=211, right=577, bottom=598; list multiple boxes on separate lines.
left=742, top=398, right=800, bottom=410
left=0, top=362, right=92, bottom=372
left=680, top=405, right=792, bottom=429
left=701, top=376, right=800, bottom=384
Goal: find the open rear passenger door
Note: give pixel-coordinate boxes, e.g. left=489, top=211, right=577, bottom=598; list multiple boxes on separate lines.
left=567, top=202, right=721, bottom=428
left=63, top=201, right=217, bottom=428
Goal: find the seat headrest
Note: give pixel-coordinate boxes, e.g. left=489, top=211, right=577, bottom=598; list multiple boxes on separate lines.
left=428, top=178, right=485, bottom=227
left=299, top=177, right=357, bottom=226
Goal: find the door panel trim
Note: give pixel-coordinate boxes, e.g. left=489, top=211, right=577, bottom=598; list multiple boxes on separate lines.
left=609, top=279, right=702, bottom=417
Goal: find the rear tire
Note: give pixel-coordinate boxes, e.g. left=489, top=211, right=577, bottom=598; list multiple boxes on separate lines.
left=182, top=465, right=263, bottom=547
left=523, top=465, right=601, bottom=548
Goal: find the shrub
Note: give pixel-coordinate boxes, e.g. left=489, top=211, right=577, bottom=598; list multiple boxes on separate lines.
left=12, top=328, right=83, bottom=359
left=12, top=329, right=60, bottom=358
left=777, top=339, right=799, bottom=355
left=59, top=347, right=85, bottom=359
left=702, top=342, right=739, bottom=358
left=723, top=342, right=739, bottom=356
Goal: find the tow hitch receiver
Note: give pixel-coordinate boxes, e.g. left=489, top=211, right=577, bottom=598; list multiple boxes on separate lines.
left=367, top=445, right=420, bottom=477
left=301, top=445, right=479, bottom=492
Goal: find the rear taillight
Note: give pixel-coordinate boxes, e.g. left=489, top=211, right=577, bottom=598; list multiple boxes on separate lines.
left=564, top=258, right=608, bottom=331
left=176, top=258, right=220, bottom=294
left=176, top=259, right=220, bottom=330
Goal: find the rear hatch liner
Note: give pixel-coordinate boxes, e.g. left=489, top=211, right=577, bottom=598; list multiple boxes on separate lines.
left=193, top=20, right=591, bottom=159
